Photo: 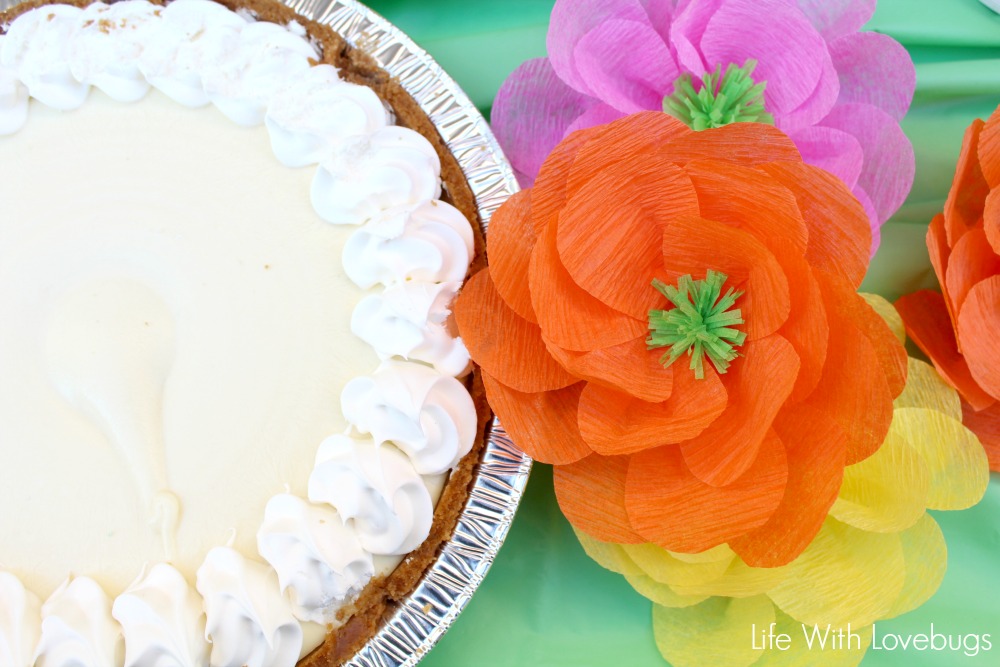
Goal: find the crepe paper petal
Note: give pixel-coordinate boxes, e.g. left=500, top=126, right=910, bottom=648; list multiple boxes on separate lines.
left=897, top=291, right=996, bottom=410
left=893, top=358, right=962, bottom=422
left=853, top=186, right=881, bottom=253
left=767, top=518, right=905, bottom=628
left=699, top=0, right=828, bottom=116
left=818, top=273, right=907, bottom=400
left=860, top=293, right=905, bottom=345
left=558, top=160, right=700, bottom=318
left=885, top=514, right=947, bottom=619
left=546, top=0, right=649, bottom=98
left=926, top=213, right=953, bottom=313
left=943, top=119, right=988, bottom=245
left=669, top=557, right=791, bottom=600
left=686, top=160, right=808, bottom=256
left=626, top=431, right=788, bottom=553
left=680, top=337, right=799, bottom=487
left=530, top=123, right=610, bottom=234
left=779, top=263, right=829, bottom=404
left=549, top=336, right=675, bottom=403
left=987, top=193, right=1000, bottom=256
left=481, top=373, right=592, bottom=465
left=947, top=228, right=1000, bottom=316
left=957, top=276, right=1000, bottom=398
left=980, top=111, right=1000, bottom=189
left=659, top=122, right=801, bottom=169
left=563, top=102, right=627, bottom=138
left=491, top=59, right=598, bottom=187
left=755, top=608, right=870, bottom=667
left=641, top=0, right=675, bottom=43
left=622, top=543, right=734, bottom=587
left=829, top=420, right=929, bottom=533
left=530, top=221, right=648, bottom=352
left=453, top=269, right=576, bottom=393
left=671, top=548, right=736, bottom=565
left=758, top=162, right=869, bottom=288
left=660, top=216, right=791, bottom=341
left=774, top=41, right=841, bottom=135
left=669, top=0, right=723, bottom=75
left=786, top=124, right=863, bottom=192
left=820, top=103, right=915, bottom=228
left=572, top=527, right=645, bottom=577
left=795, top=0, right=876, bottom=42
left=626, top=573, right=709, bottom=609
left=807, top=299, right=894, bottom=465
left=486, top=189, right=538, bottom=323
left=565, top=112, right=692, bottom=202
left=574, top=18, right=679, bottom=113
left=828, top=32, right=914, bottom=121
left=962, top=400, right=1000, bottom=470
left=730, top=405, right=847, bottom=567
left=653, top=596, right=774, bottom=667
left=577, top=365, right=727, bottom=455
left=891, top=407, right=989, bottom=511
left=554, top=454, right=645, bottom=544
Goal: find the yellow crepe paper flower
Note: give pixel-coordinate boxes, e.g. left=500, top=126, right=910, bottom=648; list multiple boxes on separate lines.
left=575, top=295, right=989, bottom=667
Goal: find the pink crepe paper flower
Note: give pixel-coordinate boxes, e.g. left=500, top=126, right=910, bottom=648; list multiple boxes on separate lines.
left=492, top=0, right=915, bottom=254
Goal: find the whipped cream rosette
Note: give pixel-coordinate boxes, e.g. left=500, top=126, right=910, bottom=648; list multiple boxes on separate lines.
left=112, top=563, right=210, bottom=667
left=0, top=1, right=484, bottom=665
left=0, top=572, right=40, bottom=667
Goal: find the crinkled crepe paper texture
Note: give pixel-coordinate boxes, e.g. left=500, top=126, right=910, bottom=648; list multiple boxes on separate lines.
left=453, top=111, right=905, bottom=568
left=574, top=347, right=989, bottom=667
left=489, top=0, right=916, bottom=250
left=360, top=1, right=1000, bottom=666
left=895, top=108, right=1000, bottom=470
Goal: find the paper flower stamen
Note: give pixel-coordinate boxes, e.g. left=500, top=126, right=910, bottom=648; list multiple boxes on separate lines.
left=663, top=60, right=774, bottom=131
left=648, top=271, right=746, bottom=379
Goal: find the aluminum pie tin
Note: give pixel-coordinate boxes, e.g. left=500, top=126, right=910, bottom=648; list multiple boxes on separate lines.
left=288, top=3, right=530, bottom=664
left=0, top=0, right=530, bottom=664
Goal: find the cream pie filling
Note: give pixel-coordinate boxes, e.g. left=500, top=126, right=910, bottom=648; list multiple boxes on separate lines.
left=0, top=86, right=376, bottom=597
left=0, top=1, right=477, bottom=664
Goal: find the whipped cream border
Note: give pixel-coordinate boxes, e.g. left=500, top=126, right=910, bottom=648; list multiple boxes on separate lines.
left=0, top=1, right=478, bottom=665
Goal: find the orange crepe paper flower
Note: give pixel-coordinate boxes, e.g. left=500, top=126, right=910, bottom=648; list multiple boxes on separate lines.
left=896, top=108, right=1000, bottom=471
left=454, top=112, right=906, bottom=567
left=576, top=298, right=990, bottom=667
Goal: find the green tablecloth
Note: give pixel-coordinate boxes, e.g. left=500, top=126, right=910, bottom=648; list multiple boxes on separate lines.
left=363, top=1, right=1000, bottom=664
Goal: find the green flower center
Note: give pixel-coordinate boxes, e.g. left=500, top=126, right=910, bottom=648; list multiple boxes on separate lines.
left=647, top=271, right=747, bottom=379
left=663, top=59, right=774, bottom=131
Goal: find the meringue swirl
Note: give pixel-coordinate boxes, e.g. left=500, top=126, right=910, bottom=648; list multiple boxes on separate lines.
left=112, top=564, right=210, bottom=667
left=0, top=4, right=90, bottom=110
left=351, top=281, right=470, bottom=377
left=196, top=547, right=303, bottom=667
left=202, top=19, right=318, bottom=126
left=68, top=1, right=160, bottom=103
left=265, top=64, right=390, bottom=168
left=342, top=199, right=475, bottom=288
left=137, top=0, right=248, bottom=107
left=308, top=434, right=433, bottom=555
left=257, top=494, right=374, bottom=624
left=0, top=571, right=40, bottom=667
left=34, top=576, right=123, bottom=667
left=311, top=126, right=442, bottom=225
left=341, top=360, right=477, bottom=475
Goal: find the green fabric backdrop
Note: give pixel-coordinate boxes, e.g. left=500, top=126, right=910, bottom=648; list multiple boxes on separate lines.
left=363, top=1, right=1000, bottom=664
